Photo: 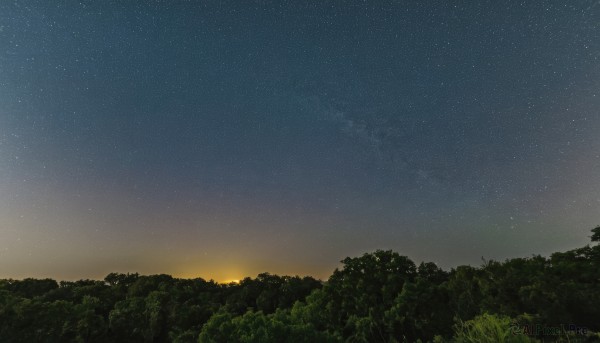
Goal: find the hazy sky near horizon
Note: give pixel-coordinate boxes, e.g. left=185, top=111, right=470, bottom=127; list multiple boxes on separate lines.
left=1, top=0, right=599, bottom=281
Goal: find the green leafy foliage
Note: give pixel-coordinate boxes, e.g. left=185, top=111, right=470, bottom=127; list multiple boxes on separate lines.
left=198, top=309, right=339, bottom=343
left=1, top=227, right=599, bottom=342
left=453, top=313, right=536, bottom=343
left=591, top=226, right=600, bottom=242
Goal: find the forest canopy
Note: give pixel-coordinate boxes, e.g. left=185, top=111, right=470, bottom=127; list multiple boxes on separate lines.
left=1, top=227, right=599, bottom=342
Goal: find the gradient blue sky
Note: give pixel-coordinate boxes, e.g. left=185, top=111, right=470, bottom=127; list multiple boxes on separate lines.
left=1, top=0, right=599, bottom=281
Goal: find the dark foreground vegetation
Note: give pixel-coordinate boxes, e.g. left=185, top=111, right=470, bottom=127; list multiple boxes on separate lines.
left=2, top=227, right=600, bottom=342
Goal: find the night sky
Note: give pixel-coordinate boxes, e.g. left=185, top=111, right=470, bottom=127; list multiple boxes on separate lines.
left=1, top=1, right=599, bottom=282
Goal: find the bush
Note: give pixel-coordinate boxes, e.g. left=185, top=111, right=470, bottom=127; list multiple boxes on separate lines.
left=453, top=313, right=537, bottom=343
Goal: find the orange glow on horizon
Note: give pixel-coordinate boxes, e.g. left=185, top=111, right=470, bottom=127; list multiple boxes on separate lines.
left=173, top=268, right=245, bottom=284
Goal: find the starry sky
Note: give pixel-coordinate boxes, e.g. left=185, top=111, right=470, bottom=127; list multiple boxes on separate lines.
left=1, top=1, right=599, bottom=282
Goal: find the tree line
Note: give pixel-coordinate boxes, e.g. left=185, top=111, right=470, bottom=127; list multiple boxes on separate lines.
left=1, top=227, right=600, bottom=342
